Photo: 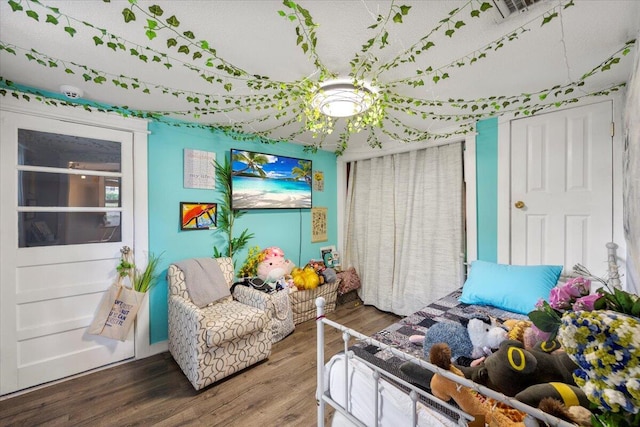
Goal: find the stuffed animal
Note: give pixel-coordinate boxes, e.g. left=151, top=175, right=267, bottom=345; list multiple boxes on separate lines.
left=401, top=343, right=590, bottom=426
left=457, top=339, right=589, bottom=410
left=412, top=316, right=507, bottom=365
left=291, top=266, right=321, bottom=290
left=467, top=316, right=508, bottom=358
left=308, top=260, right=337, bottom=285
left=402, top=343, right=528, bottom=427
left=502, top=319, right=532, bottom=345
left=256, top=246, right=295, bottom=283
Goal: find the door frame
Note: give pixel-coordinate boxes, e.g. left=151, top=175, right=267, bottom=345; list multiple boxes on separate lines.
left=494, top=95, right=626, bottom=282
left=0, top=93, right=165, bottom=362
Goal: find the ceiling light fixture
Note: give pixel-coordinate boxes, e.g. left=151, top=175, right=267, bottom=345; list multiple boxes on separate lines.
left=311, top=79, right=377, bottom=118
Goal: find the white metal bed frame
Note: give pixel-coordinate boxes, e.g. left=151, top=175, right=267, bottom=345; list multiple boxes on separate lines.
left=316, top=297, right=580, bottom=427
left=316, top=243, right=623, bottom=426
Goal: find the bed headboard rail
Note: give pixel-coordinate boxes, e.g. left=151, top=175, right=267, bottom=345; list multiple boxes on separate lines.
left=606, top=242, right=622, bottom=289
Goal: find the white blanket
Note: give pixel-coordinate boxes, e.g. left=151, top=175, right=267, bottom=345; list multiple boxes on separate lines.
left=325, top=354, right=457, bottom=427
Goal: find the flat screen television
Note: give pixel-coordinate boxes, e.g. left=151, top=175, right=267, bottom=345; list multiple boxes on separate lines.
left=230, top=149, right=312, bottom=209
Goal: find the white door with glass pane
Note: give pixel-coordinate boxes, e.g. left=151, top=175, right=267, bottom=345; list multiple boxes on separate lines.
left=0, top=111, right=135, bottom=395
left=510, top=101, right=612, bottom=271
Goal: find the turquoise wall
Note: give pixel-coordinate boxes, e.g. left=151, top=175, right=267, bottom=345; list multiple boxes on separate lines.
left=148, top=122, right=338, bottom=343
left=475, top=117, right=498, bottom=263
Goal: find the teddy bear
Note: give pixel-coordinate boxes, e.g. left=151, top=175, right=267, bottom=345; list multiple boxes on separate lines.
left=256, top=246, right=295, bottom=283
left=410, top=315, right=507, bottom=366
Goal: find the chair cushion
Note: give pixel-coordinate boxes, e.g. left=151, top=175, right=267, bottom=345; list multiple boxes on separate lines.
left=202, top=300, right=269, bottom=347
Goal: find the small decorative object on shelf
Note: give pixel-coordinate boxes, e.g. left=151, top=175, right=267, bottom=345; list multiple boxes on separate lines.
left=320, top=245, right=338, bottom=268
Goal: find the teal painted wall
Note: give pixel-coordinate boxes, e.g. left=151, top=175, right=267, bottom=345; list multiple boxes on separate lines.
left=148, top=122, right=338, bottom=343
left=475, top=117, right=498, bottom=262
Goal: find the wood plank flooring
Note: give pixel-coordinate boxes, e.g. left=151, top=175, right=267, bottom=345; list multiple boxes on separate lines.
left=0, top=299, right=399, bottom=427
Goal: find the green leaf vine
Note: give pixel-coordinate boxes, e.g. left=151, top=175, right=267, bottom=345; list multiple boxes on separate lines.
left=0, top=0, right=631, bottom=155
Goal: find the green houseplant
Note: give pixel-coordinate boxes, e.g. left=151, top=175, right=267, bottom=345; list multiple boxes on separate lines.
left=116, top=246, right=162, bottom=293
left=212, top=156, right=254, bottom=266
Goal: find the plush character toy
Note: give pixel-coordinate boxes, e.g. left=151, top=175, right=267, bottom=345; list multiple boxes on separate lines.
left=308, top=261, right=337, bottom=285
left=256, top=246, right=295, bottom=283
left=467, top=316, right=508, bottom=359
left=457, top=339, right=590, bottom=410
left=502, top=319, right=532, bottom=345
left=401, top=343, right=528, bottom=427
left=401, top=343, right=591, bottom=426
left=412, top=316, right=508, bottom=365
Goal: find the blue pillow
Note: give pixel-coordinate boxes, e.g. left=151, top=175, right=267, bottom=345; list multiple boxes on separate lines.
left=459, top=260, right=562, bottom=315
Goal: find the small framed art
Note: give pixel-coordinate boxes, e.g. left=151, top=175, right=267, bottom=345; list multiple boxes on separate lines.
left=313, top=170, right=325, bottom=192
left=320, top=245, right=340, bottom=269
left=180, top=202, right=217, bottom=230
left=184, top=149, right=215, bottom=189
left=311, top=207, right=328, bottom=243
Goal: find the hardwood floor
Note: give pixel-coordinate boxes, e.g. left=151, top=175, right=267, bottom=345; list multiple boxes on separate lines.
left=0, top=299, right=399, bottom=427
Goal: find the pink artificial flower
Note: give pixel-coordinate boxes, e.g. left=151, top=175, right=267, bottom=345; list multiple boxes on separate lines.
left=534, top=298, right=546, bottom=310
left=572, top=294, right=601, bottom=311
left=530, top=324, right=551, bottom=342
left=564, top=277, right=591, bottom=298
left=549, top=286, right=573, bottom=310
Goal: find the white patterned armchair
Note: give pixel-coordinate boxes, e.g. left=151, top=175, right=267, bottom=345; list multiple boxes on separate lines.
left=168, top=257, right=272, bottom=390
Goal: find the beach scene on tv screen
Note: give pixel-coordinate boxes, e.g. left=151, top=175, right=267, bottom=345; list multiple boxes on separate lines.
left=231, top=150, right=312, bottom=209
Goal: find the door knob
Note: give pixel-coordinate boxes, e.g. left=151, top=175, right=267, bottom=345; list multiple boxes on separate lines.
left=514, top=201, right=525, bottom=209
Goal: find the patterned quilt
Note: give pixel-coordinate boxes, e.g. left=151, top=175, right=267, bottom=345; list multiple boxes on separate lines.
left=351, top=288, right=529, bottom=384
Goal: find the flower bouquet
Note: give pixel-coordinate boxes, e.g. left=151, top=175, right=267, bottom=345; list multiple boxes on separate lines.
left=528, top=264, right=640, bottom=427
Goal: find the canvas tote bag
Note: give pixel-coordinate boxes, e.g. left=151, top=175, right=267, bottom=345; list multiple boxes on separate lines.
left=88, top=276, right=145, bottom=341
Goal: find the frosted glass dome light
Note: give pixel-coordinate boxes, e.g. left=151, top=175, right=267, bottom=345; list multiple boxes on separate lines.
left=311, top=80, right=376, bottom=118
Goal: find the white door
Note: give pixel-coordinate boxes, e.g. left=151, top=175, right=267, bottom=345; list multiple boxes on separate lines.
left=0, top=111, right=135, bottom=395
left=510, top=101, right=613, bottom=272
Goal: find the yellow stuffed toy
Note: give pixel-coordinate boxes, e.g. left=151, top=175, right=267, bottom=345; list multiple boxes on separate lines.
left=291, top=266, right=320, bottom=290
left=503, top=319, right=532, bottom=345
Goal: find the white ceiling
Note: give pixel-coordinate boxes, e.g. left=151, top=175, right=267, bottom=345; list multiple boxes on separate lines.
left=1, top=0, right=638, bottom=157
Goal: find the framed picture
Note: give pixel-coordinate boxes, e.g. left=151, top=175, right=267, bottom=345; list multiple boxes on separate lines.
left=311, top=207, right=328, bottom=242
left=313, top=170, right=324, bottom=192
left=320, top=245, right=339, bottom=269
left=180, top=202, right=217, bottom=230
left=184, top=149, right=216, bottom=189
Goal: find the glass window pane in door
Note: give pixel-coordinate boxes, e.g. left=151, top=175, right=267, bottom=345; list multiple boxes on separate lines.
left=18, top=129, right=121, bottom=171
left=17, top=129, right=123, bottom=248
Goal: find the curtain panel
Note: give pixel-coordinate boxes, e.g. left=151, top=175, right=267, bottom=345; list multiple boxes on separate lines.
left=344, top=143, right=464, bottom=315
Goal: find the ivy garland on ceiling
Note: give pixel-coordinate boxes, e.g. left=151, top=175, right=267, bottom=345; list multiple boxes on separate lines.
left=0, top=0, right=634, bottom=155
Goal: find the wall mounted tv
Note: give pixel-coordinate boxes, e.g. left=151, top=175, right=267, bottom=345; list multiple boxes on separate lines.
left=230, top=149, right=312, bottom=210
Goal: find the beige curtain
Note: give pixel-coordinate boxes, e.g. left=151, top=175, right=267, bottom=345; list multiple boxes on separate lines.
left=344, top=143, right=464, bottom=315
